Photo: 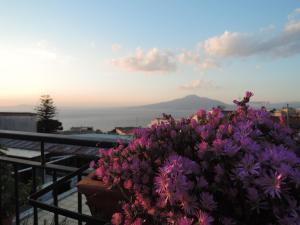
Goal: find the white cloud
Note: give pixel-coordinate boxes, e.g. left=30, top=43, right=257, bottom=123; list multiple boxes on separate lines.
left=198, top=59, right=220, bottom=70
left=0, top=40, right=74, bottom=73
left=178, top=50, right=219, bottom=70
left=179, top=79, right=218, bottom=90
left=204, top=8, right=300, bottom=58
left=111, top=8, right=300, bottom=73
left=204, top=31, right=262, bottom=57
left=112, top=48, right=177, bottom=73
left=178, top=50, right=201, bottom=64
left=111, top=43, right=122, bottom=52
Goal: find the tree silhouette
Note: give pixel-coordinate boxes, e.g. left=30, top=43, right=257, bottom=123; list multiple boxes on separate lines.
left=35, top=95, right=63, bottom=133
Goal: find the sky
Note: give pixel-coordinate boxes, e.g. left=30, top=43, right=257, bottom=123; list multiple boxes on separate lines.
left=0, top=0, right=300, bottom=107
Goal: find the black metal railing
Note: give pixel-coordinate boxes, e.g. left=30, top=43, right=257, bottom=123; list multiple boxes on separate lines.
left=0, top=130, right=122, bottom=225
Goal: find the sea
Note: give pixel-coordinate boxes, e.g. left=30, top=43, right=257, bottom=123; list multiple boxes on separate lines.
left=58, top=108, right=196, bottom=132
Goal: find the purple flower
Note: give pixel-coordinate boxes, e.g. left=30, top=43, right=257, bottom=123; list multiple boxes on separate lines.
left=196, top=210, right=214, bottom=225
left=200, top=192, right=217, bottom=211
left=180, top=195, right=198, bottom=215
left=223, top=139, right=240, bottom=156
left=259, top=172, right=285, bottom=198
left=95, top=91, right=300, bottom=224
left=177, top=216, right=193, bottom=225
left=236, top=154, right=260, bottom=180
left=154, top=154, right=198, bottom=205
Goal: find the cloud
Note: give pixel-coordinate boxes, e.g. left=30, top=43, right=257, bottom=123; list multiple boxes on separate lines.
left=179, top=79, right=218, bottom=90
left=0, top=40, right=74, bottom=69
left=204, top=8, right=300, bottom=58
left=178, top=50, right=220, bottom=70
left=112, top=48, right=177, bottom=72
left=111, top=8, right=300, bottom=73
left=178, top=50, right=201, bottom=64
left=111, top=43, right=122, bottom=52
left=198, top=59, right=220, bottom=70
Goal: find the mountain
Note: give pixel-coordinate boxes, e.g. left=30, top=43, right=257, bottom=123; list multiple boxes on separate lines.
left=136, top=95, right=230, bottom=111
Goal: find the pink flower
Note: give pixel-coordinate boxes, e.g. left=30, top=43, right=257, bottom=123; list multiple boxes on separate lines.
left=245, top=91, right=253, bottom=98
left=198, top=141, right=208, bottom=153
left=111, top=213, right=123, bottom=225
left=93, top=91, right=300, bottom=224
left=89, top=160, right=95, bottom=168
left=131, top=218, right=143, bottom=225
left=122, top=161, right=129, bottom=170
left=95, top=166, right=104, bottom=178
left=113, top=161, right=121, bottom=173
left=196, top=210, right=214, bottom=225
left=124, top=179, right=132, bottom=189
left=177, top=216, right=193, bottom=225
left=196, top=109, right=206, bottom=118
left=191, top=119, right=198, bottom=128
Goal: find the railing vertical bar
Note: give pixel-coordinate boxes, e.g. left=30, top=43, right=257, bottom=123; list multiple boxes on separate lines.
left=14, top=164, right=20, bottom=225
left=53, top=170, right=59, bottom=225
left=0, top=161, right=2, bottom=225
left=32, top=167, right=38, bottom=225
left=76, top=157, right=83, bottom=225
left=77, top=174, right=82, bottom=225
left=41, top=141, right=45, bottom=183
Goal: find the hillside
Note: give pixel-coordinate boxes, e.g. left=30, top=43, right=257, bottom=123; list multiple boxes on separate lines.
left=136, top=95, right=230, bottom=111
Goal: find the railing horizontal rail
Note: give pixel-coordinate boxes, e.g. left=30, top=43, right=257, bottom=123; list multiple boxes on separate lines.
left=0, top=130, right=118, bottom=225
left=29, top=164, right=106, bottom=225
left=29, top=165, right=87, bottom=203
left=0, top=155, right=91, bottom=174
left=0, top=129, right=127, bottom=147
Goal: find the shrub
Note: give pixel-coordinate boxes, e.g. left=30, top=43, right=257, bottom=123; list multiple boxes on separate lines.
left=94, top=92, right=300, bottom=225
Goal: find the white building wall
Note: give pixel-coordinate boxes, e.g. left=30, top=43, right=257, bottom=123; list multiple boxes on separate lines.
left=0, top=114, right=37, bottom=132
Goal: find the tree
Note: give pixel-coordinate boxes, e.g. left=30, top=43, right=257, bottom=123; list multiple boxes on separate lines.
left=35, top=95, right=63, bottom=133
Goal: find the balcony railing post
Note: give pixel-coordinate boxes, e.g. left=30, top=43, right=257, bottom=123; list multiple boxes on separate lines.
left=14, top=164, right=20, bottom=225
left=41, top=141, right=45, bottom=183
left=0, top=130, right=123, bottom=225
left=52, top=170, right=58, bottom=225
left=0, top=161, right=2, bottom=225
left=32, top=167, right=38, bottom=225
left=77, top=158, right=82, bottom=225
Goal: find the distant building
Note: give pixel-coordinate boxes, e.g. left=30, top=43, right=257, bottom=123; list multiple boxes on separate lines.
left=148, top=118, right=169, bottom=127
left=271, top=107, right=300, bottom=131
left=70, top=126, right=94, bottom=132
left=0, top=112, right=37, bottom=132
left=115, top=127, right=137, bottom=135
left=108, top=127, right=137, bottom=136
left=60, top=126, right=101, bottom=135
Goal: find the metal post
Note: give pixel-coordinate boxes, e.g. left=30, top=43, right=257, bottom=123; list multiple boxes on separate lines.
left=76, top=157, right=82, bottom=225
left=32, top=167, right=38, bottom=225
left=52, top=170, right=58, bottom=225
left=41, top=141, right=45, bottom=183
left=0, top=161, right=2, bottom=225
left=14, top=164, right=20, bottom=225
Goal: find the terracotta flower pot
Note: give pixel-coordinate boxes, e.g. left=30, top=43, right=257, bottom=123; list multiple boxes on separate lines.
left=77, top=172, right=124, bottom=220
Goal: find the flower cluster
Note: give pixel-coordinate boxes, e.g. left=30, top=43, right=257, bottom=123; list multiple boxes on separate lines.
left=94, top=92, right=300, bottom=225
